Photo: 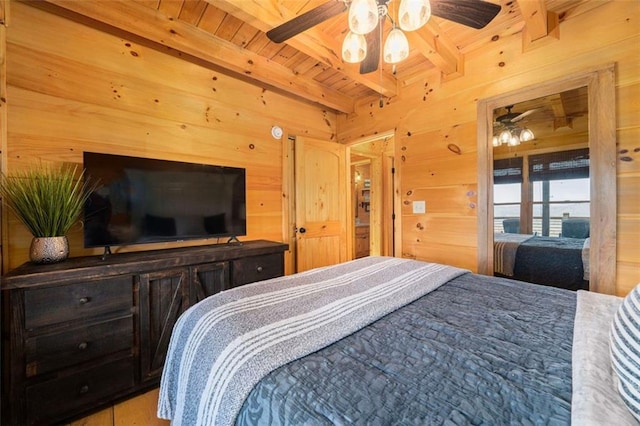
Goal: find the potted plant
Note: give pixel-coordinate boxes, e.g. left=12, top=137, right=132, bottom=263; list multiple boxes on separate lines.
left=0, top=163, right=98, bottom=264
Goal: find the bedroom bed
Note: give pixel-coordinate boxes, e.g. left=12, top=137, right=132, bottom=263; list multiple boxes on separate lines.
left=158, top=256, right=637, bottom=425
left=494, top=233, right=590, bottom=290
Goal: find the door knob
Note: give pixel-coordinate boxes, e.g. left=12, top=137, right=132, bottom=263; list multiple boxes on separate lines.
left=298, top=227, right=306, bottom=234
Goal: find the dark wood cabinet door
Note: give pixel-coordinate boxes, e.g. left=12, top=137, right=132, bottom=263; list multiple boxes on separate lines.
left=190, top=262, right=230, bottom=304
left=138, top=268, right=190, bottom=383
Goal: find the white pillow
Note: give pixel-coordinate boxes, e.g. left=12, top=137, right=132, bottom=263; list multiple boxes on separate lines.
left=611, top=284, right=640, bottom=421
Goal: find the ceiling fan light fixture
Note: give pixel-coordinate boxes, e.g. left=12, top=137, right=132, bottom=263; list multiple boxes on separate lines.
left=398, top=0, right=431, bottom=31
left=348, top=0, right=379, bottom=34
left=383, top=28, right=409, bottom=63
left=492, top=136, right=500, bottom=147
left=342, top=31, right=367, bottom=63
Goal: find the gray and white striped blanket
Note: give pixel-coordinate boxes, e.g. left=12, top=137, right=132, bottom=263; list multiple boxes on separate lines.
left=157, top=256, right=467, bottom=425
left=493, top=232, right=532, bottom=276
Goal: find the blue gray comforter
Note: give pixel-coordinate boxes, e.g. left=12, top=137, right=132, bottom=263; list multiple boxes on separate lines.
left=159, top=257, right=576, bottom=425
left=238, top=272, right=575, bottom=425
left=159, top=257, right=467, bottom=425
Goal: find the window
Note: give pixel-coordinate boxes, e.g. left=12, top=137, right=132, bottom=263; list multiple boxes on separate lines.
left=494, top=183, right=522, bottom=233
left=493, top=149, right=590, bottom=236
left=493, top=157, right=522, bottom=233
left=530, top=149, right=590, bottom=236
left=533, top=178, right=590, bottom=236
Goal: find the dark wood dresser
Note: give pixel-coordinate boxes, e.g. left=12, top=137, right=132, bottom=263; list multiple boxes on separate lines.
left=1, top=240, right=288, bottom=425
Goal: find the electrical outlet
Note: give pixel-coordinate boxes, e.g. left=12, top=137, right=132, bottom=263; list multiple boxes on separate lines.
left=413, top=201, right=426, bottom=214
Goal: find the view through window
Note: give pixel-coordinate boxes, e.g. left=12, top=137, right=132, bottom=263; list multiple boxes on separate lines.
left=495, top=178, right=590, bottom=236
left=532, top=178, right=589, bottom=236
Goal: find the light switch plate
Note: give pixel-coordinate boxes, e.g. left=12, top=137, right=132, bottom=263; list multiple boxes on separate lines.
left=413, top=200, right=426, bottom=214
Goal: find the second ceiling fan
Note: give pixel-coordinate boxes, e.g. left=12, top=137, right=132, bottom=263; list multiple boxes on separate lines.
left=266, top=0, right=501, bottom=74
left=493, top=105, right=540, bottom=146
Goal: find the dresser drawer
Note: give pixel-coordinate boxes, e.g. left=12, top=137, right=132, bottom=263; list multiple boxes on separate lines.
left=25, top=315, right=134, bottom=377
left=26, top=356, right=134, bottom=425
left=232, top=253, right=284, bottom=286
left=24, top=275, right=133, bottom=329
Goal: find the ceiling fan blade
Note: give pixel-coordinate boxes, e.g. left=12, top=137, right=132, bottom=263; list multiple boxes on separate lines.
left=266, top=0, right=347, bottom=43
left=359, top=27, right=379, bottom=74
left=512, top=108, right=540, bottom=122
left=359, top=17, right=383, bottom=74
left=430, top=0, right=501, bottom=29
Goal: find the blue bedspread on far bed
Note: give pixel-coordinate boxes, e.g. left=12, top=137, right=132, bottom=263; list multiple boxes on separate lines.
left=237, top=273, right=576, bottom=425
left=514, top=236, right=587, bottom=290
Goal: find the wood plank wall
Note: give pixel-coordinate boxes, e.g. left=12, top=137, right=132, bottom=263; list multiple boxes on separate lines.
left=0, top=0, right=8, bottom=276
left=0, top=1, right=636, bottom=423
left=3, top=1, right=336, bottom=272
left=338, top=1, right=640, bottom=296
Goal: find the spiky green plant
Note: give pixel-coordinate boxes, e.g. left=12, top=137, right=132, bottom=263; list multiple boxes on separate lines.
left=0, top=164, right=98, bottom=237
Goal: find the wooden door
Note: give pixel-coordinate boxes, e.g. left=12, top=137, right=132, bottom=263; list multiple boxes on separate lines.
left=190, top=262, right=229, bottom=304
left=138, top=268, right=190, bottom=382
left=295, top=137, right=349, bottom=272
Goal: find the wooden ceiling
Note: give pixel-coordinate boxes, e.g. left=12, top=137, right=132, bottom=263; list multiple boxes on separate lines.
left=41, top=0, right=600, bottom=114
left=493, top=86, right=588, bottom=132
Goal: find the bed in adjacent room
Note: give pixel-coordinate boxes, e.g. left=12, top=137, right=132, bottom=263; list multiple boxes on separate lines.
left=158, top=256, right=637, bottom=425
left=494, top=233, right=590, bottom=290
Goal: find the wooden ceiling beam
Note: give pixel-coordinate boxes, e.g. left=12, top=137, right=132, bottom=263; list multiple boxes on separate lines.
left=517, top=0, right=559, bottom=50
left=406, top=18, right=463, bottom=78
left=42, top=0, right=355, bottom=113
left=212, top=0, right=398, bottom=97
left=517, top=0, right=548, bottom=41
left=549, top=93, right=572, bottom=130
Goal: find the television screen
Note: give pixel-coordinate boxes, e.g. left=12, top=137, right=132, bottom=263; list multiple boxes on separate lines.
left=83, top=152, right=246, bottom=248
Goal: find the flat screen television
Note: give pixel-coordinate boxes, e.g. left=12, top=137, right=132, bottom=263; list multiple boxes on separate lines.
left=83, top=152, right=246, bottom=249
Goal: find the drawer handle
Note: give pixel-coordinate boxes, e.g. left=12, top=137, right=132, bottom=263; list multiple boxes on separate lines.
left=79, top=384, right=89, bottom=395
left=78, top=342, right=88, bottom=350
left=256, top=266, right=263, bottom=273
left=79, top=297, right=90, bottom=305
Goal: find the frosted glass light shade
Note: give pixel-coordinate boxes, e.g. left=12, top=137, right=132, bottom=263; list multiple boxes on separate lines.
left=342, top=31, right=367, bottom=63
left=519, top=127, right=535, bottom=142
left=398, top=0, right=431, bottom=31
left=498, top=129, right=511, bottom=145
left=348, top=0, right=378, bottom=34
left=508, top=134, right=521, bottom=146
left=383, top=28, right=409, bottom=63
left=492, top=136, right=500, bottom=147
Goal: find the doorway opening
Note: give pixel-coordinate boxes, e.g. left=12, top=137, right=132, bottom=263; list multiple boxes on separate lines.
left=348, top=133, right=397, bottom=259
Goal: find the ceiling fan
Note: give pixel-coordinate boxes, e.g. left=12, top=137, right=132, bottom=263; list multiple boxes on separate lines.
left=493, top=105, right=540, bottom=147
left=266, top=0, right=501, bottom=74
left=494, top=105, right=540, bottom=127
